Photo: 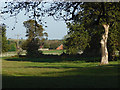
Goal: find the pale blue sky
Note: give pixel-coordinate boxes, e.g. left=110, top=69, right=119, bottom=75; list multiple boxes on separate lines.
left=0, top=2, right=68, bottom=40
left=4, top=13, right=68, bottom=40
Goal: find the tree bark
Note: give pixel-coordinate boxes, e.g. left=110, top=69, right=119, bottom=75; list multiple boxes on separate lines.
left=100, top=24, right=109, bottom=65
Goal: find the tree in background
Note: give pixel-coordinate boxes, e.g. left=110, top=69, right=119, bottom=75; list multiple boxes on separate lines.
left=1, top=2, right=120, bottom=64
left=23, top=19, right=48, bottom=40
left=64, top=22, right=90, bottom=55
left=8, top=43, right=16, bottom=52
left=43, top=40, right=63, bottom=49
left=25, top=38, right=43, bottom=57
left=0, top=24, right=9, bottom=53
left=7, top=39, right=24, bottom=52
left=22, top=19, right=48, bottom=57
left=0, top=25, right=2, bottom=54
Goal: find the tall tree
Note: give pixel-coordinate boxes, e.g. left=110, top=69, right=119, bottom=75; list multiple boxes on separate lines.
left=23, top=19, right=48, bottom=57
left=23, top=19, right=47, bottom=40
left=79, top=2, right=120, bottom=64
left=50, top=2, right=120, bottom=64
left=46, top=2, right=120, bottom=64
left=1, top=2, right=120, bottom=64
left=0, top=25, right=2, bottom=54
left=64, top=22, right=90, bottom=55
left=0, top=24, right=9, bottom=53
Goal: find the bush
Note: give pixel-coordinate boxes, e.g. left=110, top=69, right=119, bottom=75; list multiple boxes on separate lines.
left=26, top=39, right=43, bottom=58
left=8, top=43, right=16, bottom=52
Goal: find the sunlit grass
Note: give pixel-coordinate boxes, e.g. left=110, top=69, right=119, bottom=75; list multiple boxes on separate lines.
left=2, top=57, right=120, bottom=88
left=42, top=50, right=64, bottom=54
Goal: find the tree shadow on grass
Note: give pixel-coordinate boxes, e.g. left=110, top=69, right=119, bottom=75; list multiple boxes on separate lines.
left=3, top=75, right=119, bottom=88
left=4, top=54, right=101, bottom=63
left=2, top=64, right=120, bottom=88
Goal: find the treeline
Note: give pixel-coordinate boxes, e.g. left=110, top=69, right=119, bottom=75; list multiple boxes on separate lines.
left=43, top=40, right=63, bottom=49
left=7, top=39, right=24, bottom=52
left=7, top=39, right=63, bottom=52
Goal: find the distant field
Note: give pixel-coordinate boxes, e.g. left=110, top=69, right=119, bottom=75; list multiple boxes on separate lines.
left=1, top=50, right=64, bottom=57
left=2, top=57, right=120, bottom=88
left=42, top=50, right=64, bottom=55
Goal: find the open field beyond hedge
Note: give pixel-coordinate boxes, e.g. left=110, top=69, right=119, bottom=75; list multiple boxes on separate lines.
left=0, top=50, right=64, bottom=57
left=2, top=56, right=120, bottom=88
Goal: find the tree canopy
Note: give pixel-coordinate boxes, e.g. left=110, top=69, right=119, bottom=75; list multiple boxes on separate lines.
left=23, top=19, right=48, bottom=40
left=22, top=19, right=48, bottom=57
left=1, top=1, right=120, bottom=63
left=62, top=2, right=120, bottom=58
left=64, top=22, right=90, bottom=54
left=0, top=24, right=9, bottom=53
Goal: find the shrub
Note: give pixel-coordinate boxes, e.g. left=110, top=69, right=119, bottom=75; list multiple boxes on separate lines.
left=26, top=39, right=43, bottom=58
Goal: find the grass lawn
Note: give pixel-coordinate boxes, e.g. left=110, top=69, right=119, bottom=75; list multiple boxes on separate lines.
left=2, top=57, right=120, bottom=88
left=42, top=50, right=64, bottom=55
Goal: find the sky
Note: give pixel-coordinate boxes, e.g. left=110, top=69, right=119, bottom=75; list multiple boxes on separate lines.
left=0, top=2, right=68, bottom=40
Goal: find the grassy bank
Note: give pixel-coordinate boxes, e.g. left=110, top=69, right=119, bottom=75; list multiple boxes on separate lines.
left=2, top=57, right=120, bottom=88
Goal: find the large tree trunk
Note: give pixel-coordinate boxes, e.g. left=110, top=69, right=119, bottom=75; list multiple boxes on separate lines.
left=100, top=24, right=109, bottom=65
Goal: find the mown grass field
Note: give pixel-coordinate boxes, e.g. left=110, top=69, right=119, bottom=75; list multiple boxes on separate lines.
left=42, top=50, right=64, bottom=55
left=2, top=56, right=120, bottom=88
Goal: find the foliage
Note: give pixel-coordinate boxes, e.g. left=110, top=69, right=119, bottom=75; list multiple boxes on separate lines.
left=1, top=2, right=82, bottom=24
left=1, top=2, right=120, bottom=59
left=26, top=38, right=43, bottom=58
left=22, top=19, right=48, bottom=57
left=82, top=3, right=120, bottom=59
left=21, top=40, right=29, bottom=50
left=107, top=26, right=120, bottom=60
left=64, top=22, right=90, bottom=54
left=21, top=38, right=43, bottom=57
left=43, top=40, right=63, bottom=49
left=0, top=24, right=9, bottom=53
left=63, top=2, right=120, bottom=58
left=21, top=39, right=63, bottom=50
left=8, top=43, right=16, bottom=52
left=23, top=19, right=48, bottom=40
left=7, top=39, right=25, bottom=52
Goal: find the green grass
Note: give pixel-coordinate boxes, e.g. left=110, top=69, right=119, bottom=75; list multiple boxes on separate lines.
left=2, top=57, right=120, bottom=88
left=42, top=50, right=64, bottom=55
